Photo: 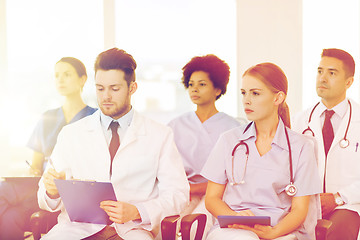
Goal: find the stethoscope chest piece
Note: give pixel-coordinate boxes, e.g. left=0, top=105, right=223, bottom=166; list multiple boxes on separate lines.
left=285, top=183, right=297, bottom=196
left=340, top=139, right=350, bottom=148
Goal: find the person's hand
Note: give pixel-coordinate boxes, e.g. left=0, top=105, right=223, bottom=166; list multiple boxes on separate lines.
left=229, top=224, right=276, bottom=239
left=235, top=209, right=255, bottom=216
left=42, top=168, right=65, bottom=199
left=100, top=200, right=141, bottom=224
left=228, top=210, right=277, bottom=239
left=29, top=167, right=42, bottom=176
left=320, top=193, right=337, bottom=217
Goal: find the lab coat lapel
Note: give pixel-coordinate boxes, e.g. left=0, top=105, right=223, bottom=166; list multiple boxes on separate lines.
left=330, top=99, right=360, bottom=153
left=86, top=110, right=109, bottom=151
left=84, top=111, right=113, bottom=179
left=350, top=98, right=360, bottom=123
left=330, top=104, right=350, bottom=154
left=118, top=111, right=146, bottom=151
left=309, top=105, right=327, bottom=179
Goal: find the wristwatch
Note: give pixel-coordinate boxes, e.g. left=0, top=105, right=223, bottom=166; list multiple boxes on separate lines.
left=334, top=192, right=345, bottom=206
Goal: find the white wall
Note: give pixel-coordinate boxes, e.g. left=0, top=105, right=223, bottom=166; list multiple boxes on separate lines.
left=236, top=0, right=303, bottom=119
left=0, top=0, right=7, bottom=90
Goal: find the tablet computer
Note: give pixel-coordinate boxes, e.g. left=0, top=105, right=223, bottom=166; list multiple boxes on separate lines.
left=218, top=215, right=271, bottom=228
left=54, top=179, right=117, bottom=225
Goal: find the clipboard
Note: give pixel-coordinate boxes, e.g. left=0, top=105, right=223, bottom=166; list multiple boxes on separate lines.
left=218, top=215, right=271, bottom=228
left=54, top=179, right=117, bottom=225
left=2, top=176, right=41, bottom=185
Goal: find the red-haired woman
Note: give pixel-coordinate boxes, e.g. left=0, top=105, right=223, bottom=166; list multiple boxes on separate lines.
left=202, top=63, right=321, bottom=240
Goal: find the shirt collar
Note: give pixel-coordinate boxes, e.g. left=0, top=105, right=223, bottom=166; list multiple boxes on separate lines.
left=272, top=119, right=289, bottom=151
left=241, top=119, right=289, bottom=151
left=100, top=107, right=134, bottom=130
left=319, top=99, right=348, bottom=119
left=241, top=121, right=256, bottom=141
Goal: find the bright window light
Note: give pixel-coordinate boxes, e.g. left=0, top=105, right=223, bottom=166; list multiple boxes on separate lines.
left=303, top=0, right=359, bottom=109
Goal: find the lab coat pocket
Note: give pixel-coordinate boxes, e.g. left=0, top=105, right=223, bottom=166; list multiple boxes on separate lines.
left=121, top=154, right=158, bottom=189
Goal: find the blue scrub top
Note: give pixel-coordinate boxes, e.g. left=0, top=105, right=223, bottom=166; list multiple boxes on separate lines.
left=27, top=106, right=97, bottom=158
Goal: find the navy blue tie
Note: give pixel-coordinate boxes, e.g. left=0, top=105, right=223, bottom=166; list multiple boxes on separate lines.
left=109, top=121, right=120, bottom=176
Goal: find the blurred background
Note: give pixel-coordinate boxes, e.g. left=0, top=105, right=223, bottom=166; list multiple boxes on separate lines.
left=0, top=0, right=359, bottom=175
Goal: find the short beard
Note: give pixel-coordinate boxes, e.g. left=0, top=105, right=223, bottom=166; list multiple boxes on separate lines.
left=100, top=102, right=131, bottom=119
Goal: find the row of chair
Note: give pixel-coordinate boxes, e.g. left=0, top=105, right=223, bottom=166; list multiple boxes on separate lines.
left=29, top=210, right=332, bottom=240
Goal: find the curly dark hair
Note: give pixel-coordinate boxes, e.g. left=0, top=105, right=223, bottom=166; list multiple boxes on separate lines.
left=182, top=54, right=230, bottom=100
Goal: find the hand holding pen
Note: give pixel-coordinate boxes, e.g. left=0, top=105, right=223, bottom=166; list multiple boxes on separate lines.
left=25, top=160, right=42, bottom=176
left=45, top=157, right=56, bottom=169
left=43, top=157, right=65, bottom=199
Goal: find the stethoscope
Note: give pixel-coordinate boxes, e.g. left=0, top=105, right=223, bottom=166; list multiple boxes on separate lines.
left=302, top=100, right=352, bottom=148
left=229, top=122, right=297, bottom=197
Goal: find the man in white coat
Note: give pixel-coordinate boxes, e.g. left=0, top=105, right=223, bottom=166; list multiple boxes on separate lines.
left=293, top=48, right=360, bottom=240
left=37, top=48, right=190, bottom=239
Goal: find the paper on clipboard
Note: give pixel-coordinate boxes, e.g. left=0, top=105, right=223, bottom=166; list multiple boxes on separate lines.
left=54, top=179, right=117, bottom=225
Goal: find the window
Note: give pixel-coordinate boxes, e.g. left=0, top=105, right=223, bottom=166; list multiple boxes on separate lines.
left=1, top=0, right=102, bottom=174
left=114, top=0, right=237, bottom=123
left=303, top=0, right=359, bottom=109
left=1, top=0, right=237, bottom=174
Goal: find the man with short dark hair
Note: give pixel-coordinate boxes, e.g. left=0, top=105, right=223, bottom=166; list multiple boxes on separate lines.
left=293, top=48, right=360, bottom=240
left=38, top=48, right=189, bottom=239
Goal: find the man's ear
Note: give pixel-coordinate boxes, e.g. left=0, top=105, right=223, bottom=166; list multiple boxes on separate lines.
left=129, top=82, right=137, bottom=95
left=345, top=76, right=354, bottom=90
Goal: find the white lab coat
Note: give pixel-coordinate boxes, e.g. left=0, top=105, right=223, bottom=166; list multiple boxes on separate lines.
left=37, top=110, right=190, bottom=239
left=293, top=98, right=360, bottom=239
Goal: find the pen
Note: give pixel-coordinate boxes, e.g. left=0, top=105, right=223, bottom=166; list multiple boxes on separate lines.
left=26, top=160, right=41, bottom=175
left=25, top=160, right=37, bottom=171
left=46, top=157, right=56, bottom=169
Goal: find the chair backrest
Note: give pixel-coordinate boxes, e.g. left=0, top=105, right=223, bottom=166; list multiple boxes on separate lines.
left=161, top=215, right=180, bottom=240
left=161, top=214, right=207, bottom=240
left=30, top=210, right=60, bottom=240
